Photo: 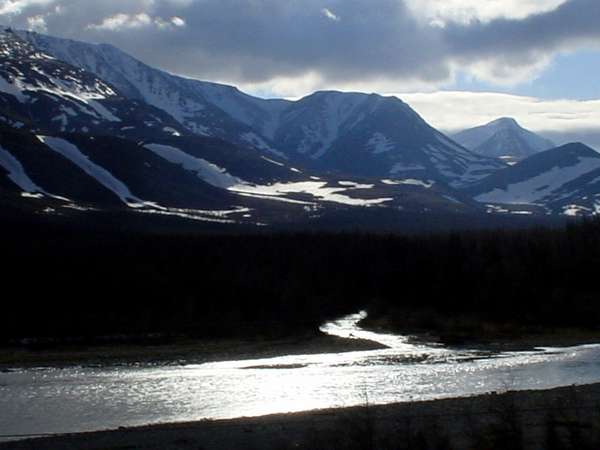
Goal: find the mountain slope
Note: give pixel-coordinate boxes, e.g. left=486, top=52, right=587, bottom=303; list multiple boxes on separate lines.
left=18, top=30, right=506, bottom=186
left=462, top=143, right=600, bottom=215
left=0, top=29, right=188, bottom=140
left=1, top=122, right=484, bottom=226
left=453, top=118, right=555, bottom=164
left=18, top=29, right=283, bottom=151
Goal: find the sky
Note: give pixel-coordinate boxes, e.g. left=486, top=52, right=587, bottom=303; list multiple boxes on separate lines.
left=1, top=0, right=600, bottom=147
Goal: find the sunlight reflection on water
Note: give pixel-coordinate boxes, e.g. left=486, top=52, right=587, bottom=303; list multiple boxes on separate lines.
left=1, top=311, right=600, bottom=438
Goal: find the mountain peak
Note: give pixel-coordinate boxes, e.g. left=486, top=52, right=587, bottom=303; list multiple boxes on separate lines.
left=453, top=117, right=555, bottom=163
left=488, top=117, right=520, bottom=129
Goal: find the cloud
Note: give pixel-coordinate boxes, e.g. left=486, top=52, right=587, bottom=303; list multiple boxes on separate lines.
left=0, top=0, right=599, bottom=95
left=400, top=90, right=600, bottom=149
left=170, top=16, right=184, bottom=27
left=405, top=0, right=568, bottom=25
left=321, top=8, right=340, bottom=22
left=0, top=0, right=55, bottom=16
left=26, top=13, right=46, bottom=31
left=442, top=0, right=600, bottom=85
left=87, top=13, right=152, bottom=30
left=86, top=12, right=185, bottom=31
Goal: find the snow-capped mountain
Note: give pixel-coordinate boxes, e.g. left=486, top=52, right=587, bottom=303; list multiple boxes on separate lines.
left=17, top=30, right=505, bottom=186
left=453, top=118, right=555, bottom=164
left=462, top=143, right=600, bottom=215
left=9, top=27, right=586, bottom=227
left=273, top=91, right=506, bottom=185
left=0, top=29, right=187, bottom=139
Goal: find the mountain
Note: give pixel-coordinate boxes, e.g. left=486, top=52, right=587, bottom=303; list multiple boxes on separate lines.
left=5, top=27, right=569, bottom=229
left=0, top=29, right=188, bottom=140
left=17, top=30, right=505, bottom=186
left=462, top=143, right=600, bottom=215
left=269, top=91, right=506, bottom=185
left=17, top=29, right=286, bottom=154
left=453, top=118, right=555, bottom=164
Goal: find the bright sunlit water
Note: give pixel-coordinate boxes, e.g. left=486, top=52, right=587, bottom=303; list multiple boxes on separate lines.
left=2, top=311, right=600, bottom=439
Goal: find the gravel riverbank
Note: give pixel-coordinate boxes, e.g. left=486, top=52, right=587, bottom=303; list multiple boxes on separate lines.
left=4, top=383, right=600, bottom=450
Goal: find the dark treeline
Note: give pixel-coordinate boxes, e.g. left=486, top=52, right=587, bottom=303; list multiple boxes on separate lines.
left=2, top=217, right=600, bottom=345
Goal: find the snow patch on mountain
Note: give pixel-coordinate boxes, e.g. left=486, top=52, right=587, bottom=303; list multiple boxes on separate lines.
left=563, top=204, right=594, bottom=217
left=230, top=181, right=393, bottom=207
left=135, top=206, right=252, bottom=224
left=390, top=162, right=426, bottom=173
left=382, top=179, right=434, bottom=188
left=367, top=132, right=395, bottom=154
left=144, top=143, right=240, bottom=189
left=39, top=136, right=151, bottom=207
left=0, top=74, right=26, bottom=102
left=241, top=132, right=287, bottom=159
left=0, top=144, right=44, bottom=193
left=6, top=65, right=118, bottom=108
left=162, top=126, right=181, bottom=136
left=338, top=181, right=375, bottom=189
left=260, top=156, right=285, bottom=167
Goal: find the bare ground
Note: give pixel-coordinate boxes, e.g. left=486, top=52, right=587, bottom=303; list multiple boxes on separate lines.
left=3, top=383, right=600, bottom=450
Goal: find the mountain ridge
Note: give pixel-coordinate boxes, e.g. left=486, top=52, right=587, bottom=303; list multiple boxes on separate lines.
left=2, top=27, right=596, bottom=224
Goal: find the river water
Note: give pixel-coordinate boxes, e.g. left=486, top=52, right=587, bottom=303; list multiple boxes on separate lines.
left=2, top=312, right=600, bottom=439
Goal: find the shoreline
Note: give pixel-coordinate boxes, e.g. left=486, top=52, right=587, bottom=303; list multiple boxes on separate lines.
left=4, top=383, right=600, bottom=449
left=359, top=317, right=600, bottom=352
left=0, top=332, right=386, bottom=371
left=5, top=321, right=600, bottom=371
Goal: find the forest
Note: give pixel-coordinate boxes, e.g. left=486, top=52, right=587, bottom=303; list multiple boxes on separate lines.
left=2, top=215, right=600, bottom=346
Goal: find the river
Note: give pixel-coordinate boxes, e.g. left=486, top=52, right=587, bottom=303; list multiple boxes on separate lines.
left=2, top=311, right=600, bottom=439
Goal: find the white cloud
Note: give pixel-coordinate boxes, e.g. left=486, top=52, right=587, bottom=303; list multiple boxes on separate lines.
left=399, top=90, right=600, bottom=137
left=321, top=8, right=340, bottom=22
left=170, top=16, right=185, bottom=27
left=243, top=72, right=447, bottom=100
left=458, top=53, right=554, bottom=86
left=87, top=12, right=184, bottom=31
left=26, top=14, right=47, bottom=31
left=87, top=13, right=147, bottom=30
left=0, top=0, right=55, bottom=16
left=406, top=0, right=568, bottom=25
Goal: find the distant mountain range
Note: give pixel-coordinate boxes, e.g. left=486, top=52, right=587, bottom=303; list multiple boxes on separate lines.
left=453, top=118, right=555, bottom=165
left=0, top=27, right=598, bottom=229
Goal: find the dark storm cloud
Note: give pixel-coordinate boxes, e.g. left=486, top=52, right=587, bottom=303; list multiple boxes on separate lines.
left=77, top=0, right=450, bottom=84
left=445, top=0, right=600, bottom=68
left=2, top=0, right=600, bottom=86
